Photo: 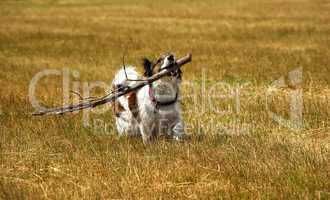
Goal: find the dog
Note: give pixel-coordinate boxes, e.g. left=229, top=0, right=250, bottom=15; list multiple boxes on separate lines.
left=111, top=53, right=185, bottom=144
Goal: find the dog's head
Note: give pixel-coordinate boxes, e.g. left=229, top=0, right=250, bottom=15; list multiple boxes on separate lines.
left=142, top=53, right=182, bottom=80
left=142, top=53, right=182, bottom=103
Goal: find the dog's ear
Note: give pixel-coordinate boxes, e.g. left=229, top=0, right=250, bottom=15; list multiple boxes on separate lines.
left=142, top=57, right=153, bottom=77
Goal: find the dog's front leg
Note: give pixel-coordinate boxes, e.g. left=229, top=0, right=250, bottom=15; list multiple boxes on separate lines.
left=139, top=121, right=157, bottom=144
left=172, top=117, right=186, bottom=141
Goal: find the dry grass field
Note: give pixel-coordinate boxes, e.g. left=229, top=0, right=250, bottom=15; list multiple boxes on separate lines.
left=0, top=0, right=329, bottom=199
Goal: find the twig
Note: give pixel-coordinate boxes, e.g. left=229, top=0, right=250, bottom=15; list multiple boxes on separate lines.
left=122, top=51, right=147, bottom=82
left=32, top=53, right=192, bottom=116
left=69, top=90, right=97, bottom=101
left=122, top=52, right=129, bottom=80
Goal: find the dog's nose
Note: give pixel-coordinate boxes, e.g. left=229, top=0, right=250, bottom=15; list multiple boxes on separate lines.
left=167, top=55, right=174, bottom=62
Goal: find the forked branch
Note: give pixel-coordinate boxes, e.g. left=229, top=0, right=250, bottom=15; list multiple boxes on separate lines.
left=32, top=53, right=192, bottom=116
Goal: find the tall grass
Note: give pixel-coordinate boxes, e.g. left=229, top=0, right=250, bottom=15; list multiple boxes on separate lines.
left=0, top=0, right=329, bottom=199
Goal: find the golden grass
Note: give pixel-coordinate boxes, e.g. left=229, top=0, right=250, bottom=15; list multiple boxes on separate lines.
left=0, top=0, right=329, bottom=199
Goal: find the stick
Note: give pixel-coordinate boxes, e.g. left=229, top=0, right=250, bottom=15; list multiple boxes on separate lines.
left=32, top=53, right=192, bottom=116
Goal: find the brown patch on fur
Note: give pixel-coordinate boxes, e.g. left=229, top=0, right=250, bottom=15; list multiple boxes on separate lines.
left=113, top=100, right=125, bottom=117
left=127, top=91, right=140, bottom=121
left=112, top=85, right=125, bottom=117
left=112, top=85, right=139, bottom=120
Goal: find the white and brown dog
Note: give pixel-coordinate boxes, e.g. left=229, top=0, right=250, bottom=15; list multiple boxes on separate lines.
left=111, top=53, right=185, bottom=144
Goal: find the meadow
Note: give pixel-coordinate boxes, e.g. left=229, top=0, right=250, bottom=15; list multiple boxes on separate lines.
left=0, top=0, right=329, bottom=199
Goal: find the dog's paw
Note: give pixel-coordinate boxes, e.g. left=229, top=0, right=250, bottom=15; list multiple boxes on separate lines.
left=172, top=134, right=191, bottom=142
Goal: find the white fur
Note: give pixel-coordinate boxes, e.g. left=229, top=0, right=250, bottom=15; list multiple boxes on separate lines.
left=112, top=67, right=140, bottom=137
left=112, top=57, right=185, bottom=144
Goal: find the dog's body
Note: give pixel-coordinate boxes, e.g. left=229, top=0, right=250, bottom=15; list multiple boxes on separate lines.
left=112, top=54, right=185, bottom=143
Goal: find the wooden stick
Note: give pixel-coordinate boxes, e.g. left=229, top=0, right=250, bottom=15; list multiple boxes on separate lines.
left=32, top=53, right=192, bottom=116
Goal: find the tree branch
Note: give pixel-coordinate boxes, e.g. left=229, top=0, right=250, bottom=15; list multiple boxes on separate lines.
left=32, top=53, right=192, bottom=116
